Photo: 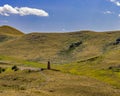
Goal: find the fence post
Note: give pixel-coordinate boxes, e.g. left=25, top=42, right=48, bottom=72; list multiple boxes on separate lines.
left=47, top=61, right=51, bottom=70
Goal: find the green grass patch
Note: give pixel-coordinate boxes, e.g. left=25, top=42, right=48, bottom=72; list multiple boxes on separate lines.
left=53, top=62, right=120, bottom=89
left=0, top=55, right=46, bottom=68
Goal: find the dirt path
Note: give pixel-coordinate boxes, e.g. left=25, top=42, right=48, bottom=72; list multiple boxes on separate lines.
left=18, top=66, right=41, bottom=71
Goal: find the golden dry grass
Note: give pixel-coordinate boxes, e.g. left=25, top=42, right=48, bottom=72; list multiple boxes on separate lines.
left=0, top=26, right=120, bottom=95
left=0, top=25, right=24, bottom=36
left=0, top=70, right=119, bottom=96
left=0, top=28, right=120, bottom=64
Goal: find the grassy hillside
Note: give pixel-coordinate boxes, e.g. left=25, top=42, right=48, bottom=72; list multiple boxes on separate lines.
left=0, top=25, right=24, bottom=36
left=52, top=45, right=120, bottom=88
left=0, top=29, right=120, bottom=64
left=0, top=69, right=119, bottom=96
left=0, top=26, right=120, bottom=96
left=0, top=25, right=24, bottom=46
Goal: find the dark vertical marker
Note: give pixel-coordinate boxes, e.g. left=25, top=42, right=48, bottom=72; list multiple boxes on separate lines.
left=47, top=61, right=51, bottom=70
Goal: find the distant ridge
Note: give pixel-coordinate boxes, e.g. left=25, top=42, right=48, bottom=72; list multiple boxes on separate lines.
left=0, top=25, right=24, bottom=36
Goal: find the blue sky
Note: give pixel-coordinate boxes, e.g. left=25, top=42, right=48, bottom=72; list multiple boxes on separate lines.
left=0, top=0, right=120, bottom=33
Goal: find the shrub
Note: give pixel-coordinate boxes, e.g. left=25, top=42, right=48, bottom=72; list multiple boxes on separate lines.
left=0, top=67, right=6, bottom=73
left=12, top=65, right=19, bottom=71
left=108, top=65, right=120, bottom=72
left=113, top=38, right=120, bottom=45
left=69, top=41, right=82, bottom=49
left=19, top=86, right=26, bottom=90
left=2, top=68, right=5, bottom=72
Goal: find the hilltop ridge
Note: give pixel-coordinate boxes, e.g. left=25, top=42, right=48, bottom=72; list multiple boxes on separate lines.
left=0, top=25, right=24, bottom=36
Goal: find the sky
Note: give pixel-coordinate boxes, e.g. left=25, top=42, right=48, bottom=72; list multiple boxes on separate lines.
left=0, top=0, right=120, bottom=33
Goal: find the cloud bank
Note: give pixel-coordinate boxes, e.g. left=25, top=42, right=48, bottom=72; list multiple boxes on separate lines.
left=0, top=4, right=49, bottom=16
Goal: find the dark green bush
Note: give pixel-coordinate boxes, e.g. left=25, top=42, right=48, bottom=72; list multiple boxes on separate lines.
left=12, top=65, right=19, bottom=71
left=0, top=67, right=6, bottom=73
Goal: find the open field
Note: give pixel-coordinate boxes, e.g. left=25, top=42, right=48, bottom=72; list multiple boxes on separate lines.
left=0, top=69, right=119, bottom=96
left=0, top=25, right=120, bottom=95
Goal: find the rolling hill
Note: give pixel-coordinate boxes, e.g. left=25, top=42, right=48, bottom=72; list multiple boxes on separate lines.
left=0, top=25, right=120, bottom=96
left=0, top=25, right=24, bottom=44
left=0, top=26, right=120, bottom=64
left=0, top=25, right=24, bottom=36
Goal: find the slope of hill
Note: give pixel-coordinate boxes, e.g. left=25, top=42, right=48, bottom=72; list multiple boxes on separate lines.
left=0, top=29, right=120, bottom=64
left=0, top=25, right=24, bottom=36
left=0, top=70, right=119, bottom=96
left=0, top=26, right=120, bottom=96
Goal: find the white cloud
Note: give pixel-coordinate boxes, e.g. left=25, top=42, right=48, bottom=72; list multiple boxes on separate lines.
left=103, top=11, right=114, bottom=14
left=118, top=14, right=120, bottom=17
left=0, top=4, right=49, bottom=17
left=109, top=0, right=120, bottom=6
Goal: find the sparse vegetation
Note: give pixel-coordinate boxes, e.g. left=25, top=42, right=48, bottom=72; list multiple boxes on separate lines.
left=69, top=41, right=82, bottom=49
left=113, top=37, right=120, bottom=45
left=108, top=65, right=120, bottom=72
left=0, top=26, right=120, bottom=95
